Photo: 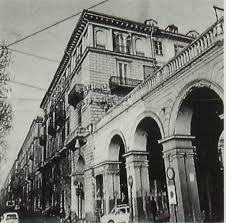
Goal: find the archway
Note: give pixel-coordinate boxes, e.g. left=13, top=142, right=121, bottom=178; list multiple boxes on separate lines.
left=175, top=86, right=224, bottom=221
left=109, top=135, right=128, bottom=205
left=134, top=117, right=169, bottom=221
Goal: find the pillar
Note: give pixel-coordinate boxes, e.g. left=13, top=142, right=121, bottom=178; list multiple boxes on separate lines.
left=159, top=135, right=202, bottom=223
left=87, top=23, right=94, bottom=47
left=84, top=168, right=95, bottom=222
left=103, top=162, right=121, bottom=214
left=124, top=151, right=150, bottom=223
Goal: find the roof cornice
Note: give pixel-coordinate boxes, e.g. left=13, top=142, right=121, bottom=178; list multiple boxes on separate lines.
left=40, top=10, right=194, bottom=108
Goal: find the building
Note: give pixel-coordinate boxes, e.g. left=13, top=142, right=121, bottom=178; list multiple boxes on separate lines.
left=0, top=10, right=224, bottom=223
left=0, top=117, right=43, bottom=215
left=39, top=9, right=195, bottom=220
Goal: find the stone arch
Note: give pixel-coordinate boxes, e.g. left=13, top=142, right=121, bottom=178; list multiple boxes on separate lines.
left=129, top=110, right=165, bottom=150
left=169, top=79, right=223, bottom=135
left=169, top=79, right=224, bottom=221
left=108, top=132, right=129, bottom=205
left=107, top=130, right=127, bottom=161
left=130, top=111, right=169, bottom=220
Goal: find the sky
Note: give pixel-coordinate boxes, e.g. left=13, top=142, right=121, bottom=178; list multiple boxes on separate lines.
left=0, top=0, right=223, bottom=186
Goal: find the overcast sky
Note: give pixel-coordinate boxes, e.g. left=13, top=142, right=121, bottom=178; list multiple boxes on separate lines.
left=0, top=0, right=223, bottom=185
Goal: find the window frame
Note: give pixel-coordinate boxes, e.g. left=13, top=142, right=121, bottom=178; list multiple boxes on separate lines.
left=117, top=60, right=130, bottom=80
left=95, top=29, right=107, bottom=50
left=154, top=40, right=163, bottom=56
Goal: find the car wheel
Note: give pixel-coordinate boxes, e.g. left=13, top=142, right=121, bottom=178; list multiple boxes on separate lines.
left=108, top=220, right=114, bottom=223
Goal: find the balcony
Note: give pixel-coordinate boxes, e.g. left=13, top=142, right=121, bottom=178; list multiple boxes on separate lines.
left=109, top=76, right=142, bottom=94
left=68, top=84, right=84, bottom=107
left=66, top=127, right=88, bottom=151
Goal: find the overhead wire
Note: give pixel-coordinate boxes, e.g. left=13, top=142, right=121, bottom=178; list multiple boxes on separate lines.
left=6, top=0, right=111, bottom=47
left=8, top=80, right=47, bottom=91
left=0, top=96, right=42, bottom=102
left=9, top=48, right=60, bottom=63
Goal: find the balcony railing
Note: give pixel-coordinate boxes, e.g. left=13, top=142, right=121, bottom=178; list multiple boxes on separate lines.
left=114, top=44, right=130, bottom=54
left=109, top=76, right=142, bottom=94
left=68, top=83, right=84, bottom=107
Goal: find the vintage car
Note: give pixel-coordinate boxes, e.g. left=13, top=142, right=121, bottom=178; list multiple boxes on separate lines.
left=100, top=205, right=130, bottom=223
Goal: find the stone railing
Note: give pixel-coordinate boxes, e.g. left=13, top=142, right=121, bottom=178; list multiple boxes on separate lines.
left=96, top=17, right=224, bottom=129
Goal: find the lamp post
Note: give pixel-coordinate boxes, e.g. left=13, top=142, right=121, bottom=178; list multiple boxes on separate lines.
left=128, top=175, right=133, bottom=223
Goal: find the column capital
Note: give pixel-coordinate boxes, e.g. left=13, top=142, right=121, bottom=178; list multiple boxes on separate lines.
left=93, top=161, right=120, bottom=175
left=123, top=150, right=149, bottom=158
left=159, top=135, right=195, bottom=157
left=124, top=151, right=149, bottom=168
left=159, top=135, right=195, bottom=144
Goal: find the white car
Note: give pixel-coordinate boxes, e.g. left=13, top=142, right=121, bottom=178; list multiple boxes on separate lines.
left=1, top=212, right=19, bottom=223
left=100, top=205, right=130, bottom=223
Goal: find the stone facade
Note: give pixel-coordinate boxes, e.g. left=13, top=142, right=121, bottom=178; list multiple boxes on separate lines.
left=0, top=10, right=224, bottom=223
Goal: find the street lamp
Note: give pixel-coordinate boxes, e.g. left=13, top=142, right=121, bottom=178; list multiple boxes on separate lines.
left=128, top=175, right=133, bottom=223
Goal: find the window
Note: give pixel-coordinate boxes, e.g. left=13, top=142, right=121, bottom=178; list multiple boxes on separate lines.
left=95, top=30, right=106, bottom=49
left=135, top=38, right=145, bottom=56
left=117, top=61, right=129, bottom=80
left=174, top=44, right=184, bottom=55
left=154, top=40, right=163, bottom=55
left=113, top=32, right=131, bottom=54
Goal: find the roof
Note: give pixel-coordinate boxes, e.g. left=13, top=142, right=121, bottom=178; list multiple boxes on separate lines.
left=40, top=10, right=194, bottom=108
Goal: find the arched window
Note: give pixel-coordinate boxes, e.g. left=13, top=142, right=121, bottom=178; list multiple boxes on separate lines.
left=96, top=30, right=106, bottom=49
left=135, top=38, right=145, bottom=56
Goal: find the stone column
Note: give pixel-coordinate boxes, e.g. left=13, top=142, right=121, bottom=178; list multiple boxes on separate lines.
left=84, top=168, right=95, bottom=222
left=108, top=29, right=113, bottom=51
left=159, top=135, right=202, bottom=223
left=124, top=151, right=150, bottom=222
left=103, top=162, right=121, bottom=214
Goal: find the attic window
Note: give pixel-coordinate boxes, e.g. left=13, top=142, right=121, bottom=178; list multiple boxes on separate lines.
left=95, top=29, right=107, bottom=50
left=135, top=38, right=145, bottom=56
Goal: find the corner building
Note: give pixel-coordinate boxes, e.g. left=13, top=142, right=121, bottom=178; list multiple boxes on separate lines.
left=39, top=10, right=223, bottom=222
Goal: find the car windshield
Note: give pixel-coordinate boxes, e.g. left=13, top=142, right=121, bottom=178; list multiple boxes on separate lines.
left=6, top=214, right=17, bottom=219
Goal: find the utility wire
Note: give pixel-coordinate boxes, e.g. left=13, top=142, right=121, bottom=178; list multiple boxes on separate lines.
left=9, top=48, right=60, bottom=63
left=8, top=80, right=47, bottom=91
left=7, top=0, right=111, bottom=47
left=0, top=96, right=42, bottom=101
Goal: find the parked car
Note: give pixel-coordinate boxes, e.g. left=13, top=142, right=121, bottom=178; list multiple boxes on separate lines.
left=100, top=205, right=130, bottom=223
left=0, top=212, right=19, bottom=223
